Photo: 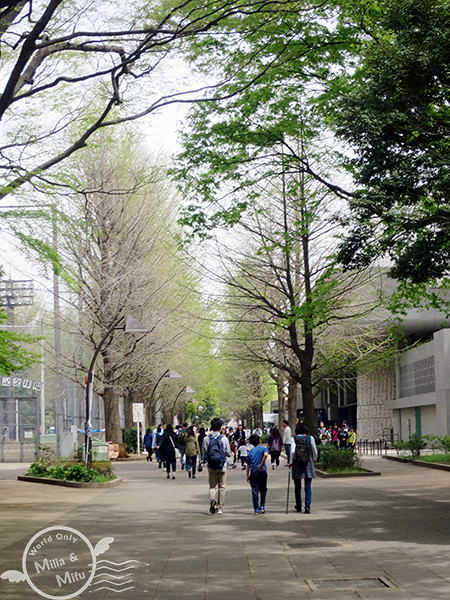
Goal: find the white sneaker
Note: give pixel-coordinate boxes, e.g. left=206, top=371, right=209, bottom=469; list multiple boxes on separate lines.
left=217, top=507, right=223, bottom=515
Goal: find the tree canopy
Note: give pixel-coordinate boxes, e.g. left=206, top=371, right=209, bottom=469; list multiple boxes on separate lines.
left=334, top=0, right=450, bottom=284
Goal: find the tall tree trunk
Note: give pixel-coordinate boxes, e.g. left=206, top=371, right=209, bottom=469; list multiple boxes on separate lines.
left=300, top=352, right=316, bottom=437
left=253, top=401, right=264, bottom=429
left=178, top=402, right=186, bottom=425
left=162, top=404, right=171, bottom=426
left=103, top=355, right=122, bottom=443
left=123, top=389, right=133, bottom=430
left=277, top=374, right=286, bottom=422
left=146, top=394, right=153, bottom=429
left=288, top=375, right=298, bottom=430
left=103, top=385, right=122, bottom=442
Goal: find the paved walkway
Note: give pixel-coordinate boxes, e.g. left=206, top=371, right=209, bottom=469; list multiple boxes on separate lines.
left=0, top=456, right=449, bottom=599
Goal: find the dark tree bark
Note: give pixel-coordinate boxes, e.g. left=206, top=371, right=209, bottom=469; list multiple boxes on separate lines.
left=287, top=375, right=298, bottom=431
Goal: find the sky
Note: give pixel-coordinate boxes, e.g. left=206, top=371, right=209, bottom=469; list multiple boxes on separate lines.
left=0, top=104, right=186, bottom=304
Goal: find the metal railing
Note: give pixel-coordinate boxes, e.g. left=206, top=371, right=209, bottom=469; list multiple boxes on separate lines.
left=356, top=439, right=388, bottom=457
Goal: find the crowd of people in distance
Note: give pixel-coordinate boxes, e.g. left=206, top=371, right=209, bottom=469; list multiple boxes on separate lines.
left=318, top=421, right=356, bottom=450
left=142, top=417, right=356, bottom=516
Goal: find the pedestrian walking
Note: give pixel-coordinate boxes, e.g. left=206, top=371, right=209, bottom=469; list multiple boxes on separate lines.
left=267, top=426, right=282, bottom=469
left=143, top=428, right=153, bottom=462
left=177, top=422, right=189, bottom=470
left=227, top=427, right=237, bottom=467
left=289, top=422, right=318, bottom=514
left=246, top=434, right=269, bottom=515
left=202, top=418, right=231, bottom=515
left=233, top=424, right=246, bottom=466
left=198, top=426, right=207, bottom=463
left=153, top=425, right=164, bottom=468
left=237, top=440, right=250, bottom=469
left=185, top=427, right=200, bottom=478
left=282, top=419, right=292, bottom=465
left=157, top=424, right=179, bottom=480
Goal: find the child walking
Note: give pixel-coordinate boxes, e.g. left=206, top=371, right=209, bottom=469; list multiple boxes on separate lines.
left=246, top=434, right=269, bottom=515
left=237, top=440, right=250, bottom=469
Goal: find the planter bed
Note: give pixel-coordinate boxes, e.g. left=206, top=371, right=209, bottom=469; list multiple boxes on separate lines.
left=383, top=455, right=450, bottom=472
left=17, top=475, right=123, bottom=488
left=315, top=467, right=381, bottom=478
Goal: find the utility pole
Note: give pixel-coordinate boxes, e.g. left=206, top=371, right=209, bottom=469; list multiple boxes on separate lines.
left=52, top=206, right=65, bottom=456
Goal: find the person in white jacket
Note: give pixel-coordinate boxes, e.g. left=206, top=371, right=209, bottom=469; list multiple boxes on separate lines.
left=282, top=419, right=292, bottom=465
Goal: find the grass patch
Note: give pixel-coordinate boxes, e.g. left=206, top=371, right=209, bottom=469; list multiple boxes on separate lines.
left=317, top=465, right=368, bottom=474
left=393, top=453, right=450, bottom=464
left=414, top=453, right=450, bottom=464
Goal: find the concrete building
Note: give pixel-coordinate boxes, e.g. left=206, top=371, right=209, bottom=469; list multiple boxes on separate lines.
left=317, top=278, right=450, bottom=441
left=389, top=327, right=450, bottom=439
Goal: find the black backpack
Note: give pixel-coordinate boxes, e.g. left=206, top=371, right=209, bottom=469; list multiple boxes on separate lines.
left=294, top=435, right=310, bottom=465
left=207, top=435, right=226, bottom=470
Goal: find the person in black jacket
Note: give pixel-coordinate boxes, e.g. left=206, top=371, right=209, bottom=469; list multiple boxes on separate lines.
left=157, top=424, right=179, bottom=479
left=233, top=424, right=246, bottom=466
left=143, top=428, right=153, bottom=462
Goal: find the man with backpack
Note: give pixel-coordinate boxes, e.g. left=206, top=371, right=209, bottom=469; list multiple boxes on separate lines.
left=289, top=422, right=318, bottom=514
left=202, top=417, right=231, bottom=515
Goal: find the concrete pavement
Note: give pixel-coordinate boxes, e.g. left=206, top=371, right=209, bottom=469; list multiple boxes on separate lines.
left=0, top=456, right=449, bottom=599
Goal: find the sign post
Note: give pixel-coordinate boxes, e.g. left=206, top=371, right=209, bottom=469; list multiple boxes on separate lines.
left=132, top=402, right=144, bottom=456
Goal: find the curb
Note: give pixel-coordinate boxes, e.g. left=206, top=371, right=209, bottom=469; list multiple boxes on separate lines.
left=383, top=455, right=450, bottom=472
left=112, top=455, right=148, bottom=462
left=17, top=475, right=123, bottom=488
left=315, top=468, right=381, bottom=478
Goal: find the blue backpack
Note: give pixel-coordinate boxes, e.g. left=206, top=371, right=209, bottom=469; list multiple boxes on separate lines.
left=207, top=435, right=226, bottom=470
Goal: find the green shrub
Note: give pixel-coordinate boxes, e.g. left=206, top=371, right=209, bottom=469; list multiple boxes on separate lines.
left=73, top=446, right=84, bottom=460
left=406, top=433, right=426, bottom=458
left=261, top=432, right=269, bottom=443
left=424, top=434, right=450, bottom=454
left=393, top=440, right=408, bottom=455
left=36, top=445, right=56, bottom=463
left=64, top=463, right=91, bottom=481
left=27, top=461, right=51, bottom=477
left=441, top=435, right=450, bottom=453
left=26, top=459, right=115, bottom=483
left=319, top=445, right=361, bottom=472
left=92, top=461, right=115, bottom=477
left=122, top=428, right=140, bottom=453
left=47, top=464, right=68, bottom=479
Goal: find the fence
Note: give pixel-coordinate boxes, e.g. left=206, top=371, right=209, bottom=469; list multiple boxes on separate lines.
left=356, top=439, right=388, bottom=457
left=0, top=439, right=38, bottom=462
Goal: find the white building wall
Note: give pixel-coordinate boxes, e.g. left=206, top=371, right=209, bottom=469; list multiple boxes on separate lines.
left=388, top=328, right=450, bottom=437
left=421, top=405, right=437, bottom=435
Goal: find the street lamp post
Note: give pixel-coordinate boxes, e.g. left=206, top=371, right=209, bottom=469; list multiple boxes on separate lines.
left=85, top=315, right=148, bottom=466
left=148, top=368, right=181, bottom=426
left=170, top=385, right=195, bottom=423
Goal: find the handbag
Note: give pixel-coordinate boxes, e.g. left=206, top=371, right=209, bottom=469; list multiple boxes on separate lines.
left=170, top=435, right=181, bottom=459
left=198, top=462, right=203, bottom=472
